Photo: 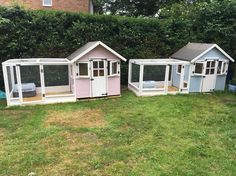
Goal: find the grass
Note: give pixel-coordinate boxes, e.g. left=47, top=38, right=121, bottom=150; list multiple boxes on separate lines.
left=0, top=90, right=235, bottom=176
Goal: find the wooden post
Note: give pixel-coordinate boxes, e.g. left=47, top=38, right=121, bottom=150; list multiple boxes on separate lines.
left=68, top=65, right=71, bottom=91
left=16, top=65, right=23, bottom=103
left=165, top=65, right=170, bottom=93
left=73, top=64, right=77, bottom=98
left=40, top=64, right=46, bottom=101
left=139, top=64, right=144, bottom=95
left=187, top=64, right=192, bottom=93
left=179, top=64, right=185, bottom=92
left=128, top=60, right=132, bottom=84
left=2, top=65, right=11, bottom=106
left=10, top=66, right=15, bottom=88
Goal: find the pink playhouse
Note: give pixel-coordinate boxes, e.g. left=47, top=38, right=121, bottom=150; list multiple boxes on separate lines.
left=2, top=41, right=126, bottom=106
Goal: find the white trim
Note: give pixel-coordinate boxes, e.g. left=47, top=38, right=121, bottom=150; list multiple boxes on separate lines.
left=70, top=41, right=126, bottom=63
left=42, top=0, right=52, bottom=7
left=165, top=65, right=170, bottom=93
left=10, top=66, right=15, bottom=90
left=187, top=65, right=192, bottom=92
left=2, top=65, right=10, bottom=106
left=73, top=64, right=77, bottom=96
left=40, top=64, right=45, bottom=101
left=16, top=66, right=23, bottom=103
left=2, top=58, right=70, bottom=66
left=138, top=65, right=144, bottom=95
left=179, top=65, right=185, bottom=92
left=191, top=44, right=234, bottom=63
left=128, top=60, right=132, bottom=84
left=130, top=58, right=190, bottom=65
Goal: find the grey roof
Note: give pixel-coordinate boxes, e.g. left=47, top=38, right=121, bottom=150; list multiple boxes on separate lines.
left=67, top=41, right=99, bottom=61
left=171, top=43, right=215, bottom=61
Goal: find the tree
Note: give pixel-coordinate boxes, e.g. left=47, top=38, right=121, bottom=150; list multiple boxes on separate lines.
left=93, top=0, right=210, bottom=16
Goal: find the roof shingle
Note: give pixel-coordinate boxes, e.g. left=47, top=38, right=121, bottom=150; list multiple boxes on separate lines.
left=171, top=43, right=215, bottom=61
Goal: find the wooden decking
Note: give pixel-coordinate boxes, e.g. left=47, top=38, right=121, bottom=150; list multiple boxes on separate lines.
left=23, top=91, right=72, bottom=102
left=167, top=86, right=179, bottom=92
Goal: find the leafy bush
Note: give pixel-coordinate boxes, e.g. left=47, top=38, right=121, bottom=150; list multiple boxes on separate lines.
left=0, top=1, right=235, bottom=90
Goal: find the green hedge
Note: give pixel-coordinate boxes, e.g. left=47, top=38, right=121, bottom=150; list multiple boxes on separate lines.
left=0, top=4, right=235, bottom=90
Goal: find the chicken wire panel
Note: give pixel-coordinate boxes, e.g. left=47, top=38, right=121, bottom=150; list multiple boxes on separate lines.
left=131, top=63, right=140, bottom=83
left=6, top=66, right=13, bottom=92
left=44, top=65, right=69, bottom=87
left=6, top=66, right=19, bottom=98
left=20, top=65, right=41, bottom=87
left=143, top=65, right=167, bottom=81
left=143, top=65, right=171, bottom=89
left=20, top=65, right=40, bottom=100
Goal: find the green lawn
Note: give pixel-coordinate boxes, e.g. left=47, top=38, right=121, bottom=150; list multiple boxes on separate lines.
left=0, top=90, right=236, bottom=176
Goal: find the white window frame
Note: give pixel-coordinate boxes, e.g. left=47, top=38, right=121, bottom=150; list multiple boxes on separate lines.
left=43, top=0, right=52, bottom=7
left=217, top=60, right=228, bottom=75
left=193, top=62, right=205, bottom=76
left=77, top=62, right=90, bottom=78
left=176, top=64, right=182, bottom=75
left=109, top=61, right=120, bottom=76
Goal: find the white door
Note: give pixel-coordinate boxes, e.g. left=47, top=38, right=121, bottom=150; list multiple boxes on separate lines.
left=202, top=60, right=216, bottom=92
left=91, top=60, right=107, bottom=97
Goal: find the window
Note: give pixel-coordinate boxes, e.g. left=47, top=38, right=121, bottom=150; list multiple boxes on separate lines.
left=77, top=62, right=89, bottom=77
left=194, top=63, right=204, bottom=75
left=108, top=61, right=119, bottom=76
left=217, top=61, right=227, bottom=75
left=43, top=0, right=52, bottom=6
left=176, top=65, right=182, bottom=74
left=112, top=62, right=118, bottom=75
left=92, top=61, right=105, bottom=77
left=205, top=60, right=216, bottom=75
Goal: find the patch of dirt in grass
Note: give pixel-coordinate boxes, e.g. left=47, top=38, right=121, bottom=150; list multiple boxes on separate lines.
left=0, top=128, right=6, bottom=140
left=1, top=109, right=32, bottom=116
left=45, top=109, right=106, bottom=128
left=61, top=131, right=103, bottom=152
left=221, top=97, right=236, bottom=105
left=37, top=131, right=103, bottom=175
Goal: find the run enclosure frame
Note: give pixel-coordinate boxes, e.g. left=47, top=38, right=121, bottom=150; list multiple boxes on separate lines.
left=2, top=58, right=76, bottom=106
left=128, top=59, right=191, bottom=96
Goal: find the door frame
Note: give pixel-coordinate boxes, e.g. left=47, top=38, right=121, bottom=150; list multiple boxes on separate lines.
left=89, top=57, right=108, bottom=97
left=201, top=58, right=218, bottom=92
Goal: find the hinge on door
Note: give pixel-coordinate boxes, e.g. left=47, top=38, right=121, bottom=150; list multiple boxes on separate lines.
left=76, top=63, right=78, bottom=66
left=76, top=73, right=79, bottom=76
left=42, top=94, right=45, bottom=97
left=102, top=93, right=108, bottom=96
left=41, top=69, right=44, bottom=73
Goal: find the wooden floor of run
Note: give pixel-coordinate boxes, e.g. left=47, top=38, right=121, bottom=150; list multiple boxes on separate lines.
left=167, top=86, right=179, bottom=92
left=23, top=91, right=72, bottom=102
